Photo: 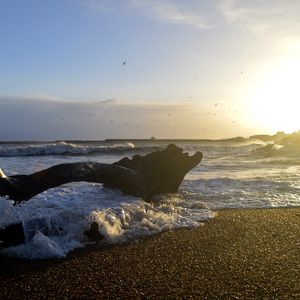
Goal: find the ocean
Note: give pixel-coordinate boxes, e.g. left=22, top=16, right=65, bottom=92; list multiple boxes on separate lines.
left=1, top=140, right=300, bottom=259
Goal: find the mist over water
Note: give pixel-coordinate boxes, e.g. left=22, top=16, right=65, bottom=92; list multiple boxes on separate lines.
left=1, top=140, right=300, bottom=258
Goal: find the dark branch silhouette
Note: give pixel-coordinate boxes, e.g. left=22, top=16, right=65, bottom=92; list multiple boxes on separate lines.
left=0, top=144, right=202, bottom=204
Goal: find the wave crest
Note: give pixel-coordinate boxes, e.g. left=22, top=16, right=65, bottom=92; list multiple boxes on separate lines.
left=254, top=142, right=300, bottom=157
left=0, top=142, right=162, bottom=157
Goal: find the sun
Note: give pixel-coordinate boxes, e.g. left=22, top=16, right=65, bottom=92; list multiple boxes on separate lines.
left=247, top=57, right=300, bottom=134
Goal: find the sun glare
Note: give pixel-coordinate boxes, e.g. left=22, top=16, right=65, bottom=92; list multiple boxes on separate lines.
left=247, top=58, right=300, bottom=134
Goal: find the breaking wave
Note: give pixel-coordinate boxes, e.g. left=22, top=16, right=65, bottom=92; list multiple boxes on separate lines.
left=253, top=142, right=300, bottom=158
left=0, top=142, right=162, bottom=157
left=0, top=184, right=214, bottom=259
left=1, top=139, right=300, bottom=259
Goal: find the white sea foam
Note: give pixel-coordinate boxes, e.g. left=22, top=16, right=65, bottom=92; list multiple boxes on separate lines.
left=254, top=142, right=300, bottom=158
left=1, top=140, right=300, bottom=259
left=0, top=183, right=214, bottom=259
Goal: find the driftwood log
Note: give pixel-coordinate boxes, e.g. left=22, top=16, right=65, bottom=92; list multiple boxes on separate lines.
left=0, top=144, right=202, bottom=203
left=0, top=144, right=202, bottom=248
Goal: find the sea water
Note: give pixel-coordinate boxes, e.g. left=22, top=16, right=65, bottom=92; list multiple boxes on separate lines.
left=0, top=140, right=300, bottom=258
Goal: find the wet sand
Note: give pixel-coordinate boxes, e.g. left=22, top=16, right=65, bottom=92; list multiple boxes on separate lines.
left=1, top=207, right=300, bottom=299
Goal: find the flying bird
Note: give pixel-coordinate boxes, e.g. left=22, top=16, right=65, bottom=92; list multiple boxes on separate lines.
left=122, top=61, right=127, bottom=66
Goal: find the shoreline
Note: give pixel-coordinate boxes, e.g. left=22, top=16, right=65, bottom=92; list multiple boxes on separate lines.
left=1, top=207, right=299, bottom=299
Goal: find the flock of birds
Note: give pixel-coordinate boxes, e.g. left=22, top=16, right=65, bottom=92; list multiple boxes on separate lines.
left=120, top=59, right=241, bottom=125
left=105, top=100, right=239, bottom=133
left=38, top=59, right=242, bottom=139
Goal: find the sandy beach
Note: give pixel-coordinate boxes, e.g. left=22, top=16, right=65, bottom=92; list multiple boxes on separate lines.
left=1, top=207, right=299, bottom=299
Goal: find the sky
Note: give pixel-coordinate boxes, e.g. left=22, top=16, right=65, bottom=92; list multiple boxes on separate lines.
left=1, top=0, right=300, bottom=140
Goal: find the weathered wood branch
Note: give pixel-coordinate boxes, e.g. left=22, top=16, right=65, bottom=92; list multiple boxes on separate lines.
left=0, top=162, right=141, bottom=203
left=0, top=144, right=202, bottom=204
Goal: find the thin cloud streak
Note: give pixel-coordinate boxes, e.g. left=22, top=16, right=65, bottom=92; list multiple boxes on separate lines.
left=81, top=0, right=214, bottom=30
left=81, top=0, right=300, bottom=37
left=129, top=0, right=214, bottom=29
left=218, top=0, right=300, bottom=38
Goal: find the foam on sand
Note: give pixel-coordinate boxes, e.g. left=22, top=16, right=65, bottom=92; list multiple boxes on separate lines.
left=0, top=183, right=214, bottom=259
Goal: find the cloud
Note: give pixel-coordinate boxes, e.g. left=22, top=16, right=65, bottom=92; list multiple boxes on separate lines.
left=81, top=0, right=300, bottom=38
left=218, top=0, right=300, bottom=38
left=0, top=97, right=189, bottom=140
left=96, top=98, right=118, bottom=105
left=80, top=0, right=214, bottom=30
left=0, top=97, right=248, bottom=140
left=128, top=0, right=214, bottom=30
left=25, top=93, right=64, bottom=102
